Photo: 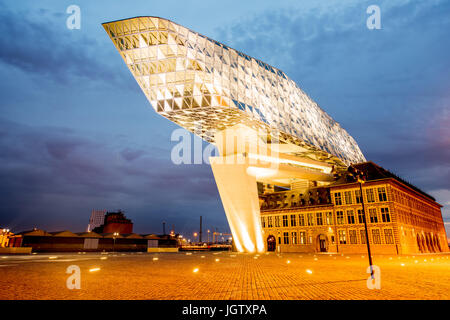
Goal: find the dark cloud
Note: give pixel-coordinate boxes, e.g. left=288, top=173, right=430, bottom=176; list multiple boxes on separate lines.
left=1, top=0, right=449, bottom=236
left=0, top=4, right=123, bottom=85
left=120, top=148, right=146, bottom=162
left=0, top=118, right=225, bottom=234
left=216, top=0, right=450, bottom=202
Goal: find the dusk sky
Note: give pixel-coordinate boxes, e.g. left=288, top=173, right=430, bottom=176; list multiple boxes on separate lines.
left=0, top=0, right=449, bottom=238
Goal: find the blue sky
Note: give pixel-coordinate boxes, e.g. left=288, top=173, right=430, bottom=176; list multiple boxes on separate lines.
left=0, top=0, right=449, bottom=238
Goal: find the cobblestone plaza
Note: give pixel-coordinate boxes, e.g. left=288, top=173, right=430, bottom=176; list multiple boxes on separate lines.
left=1, top=252, right=449, bottom=300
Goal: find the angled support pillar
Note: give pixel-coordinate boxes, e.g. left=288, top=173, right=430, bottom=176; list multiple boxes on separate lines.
left=209, top=125, right=267, bottom=253
left=210, top=156, right=264, bottom=253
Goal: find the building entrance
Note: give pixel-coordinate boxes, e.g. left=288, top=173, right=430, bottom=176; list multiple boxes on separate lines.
left=318, top=234, right=327, bottom=252
left=267, top=235, right=276, bottom=252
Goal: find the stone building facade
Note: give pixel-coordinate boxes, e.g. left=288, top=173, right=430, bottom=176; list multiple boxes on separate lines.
left=260, top=162, right=448, bottom=254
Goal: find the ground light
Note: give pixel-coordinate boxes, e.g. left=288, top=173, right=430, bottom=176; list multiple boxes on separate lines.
left=89, top=267, right=100, bottom=272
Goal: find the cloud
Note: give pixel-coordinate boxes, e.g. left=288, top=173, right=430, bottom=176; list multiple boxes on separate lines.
left=1, top=0, right=449, bottom=236
left=0, top=118, right=225, bottom=234
left=0, top=4, right=122, bottom=85
left=216, top=0, right=450, bottom=204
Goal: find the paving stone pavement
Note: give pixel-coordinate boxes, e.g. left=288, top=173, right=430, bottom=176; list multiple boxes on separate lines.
left=0, top=251, right=449, bottom=299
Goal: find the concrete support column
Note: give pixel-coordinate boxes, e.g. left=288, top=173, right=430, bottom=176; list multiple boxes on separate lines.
left=210, top=156, right=265, bottom=253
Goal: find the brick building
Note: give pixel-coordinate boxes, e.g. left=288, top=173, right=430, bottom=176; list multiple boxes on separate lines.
left=259, top=162, right=448, bottom=254
left=93, top=210, right=133, bottom=234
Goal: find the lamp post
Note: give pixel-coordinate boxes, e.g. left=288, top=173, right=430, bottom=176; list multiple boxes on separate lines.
left=113, top=232, right=119, bottom=252
left=350, top=165, right=374, bottom=279
left=193, top=232, right=198, bottom=244
left=207, top=230, right=210, bottom=244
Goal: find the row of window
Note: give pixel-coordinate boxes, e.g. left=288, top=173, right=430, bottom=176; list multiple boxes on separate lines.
left=337, top=228, right=394, bottom=245
left=336, top=208, right=390, bottom=225
left=279, top=228, right=395, bottom=245
left=392, top=189, right=439, bottom=217
left=333, top=187, right=387, bottom=206
left=396, top=208, right=441, bottom=231
left=261, top=208, right=391, bottom=228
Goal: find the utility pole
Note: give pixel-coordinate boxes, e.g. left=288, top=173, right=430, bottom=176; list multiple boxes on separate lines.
left=349, top=165, right=374, bottom=279
left=162, top=221, right=166, bottom=235
left=199, top=216, right=203, bottom=243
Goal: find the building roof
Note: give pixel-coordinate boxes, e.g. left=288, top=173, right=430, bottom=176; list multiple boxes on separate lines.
left=17, top=229, right=52, bottom=237
left=49, top=230, right=79, bottom=237
left=122, top=233, right=144, bottom=239
left=76, top=231, right=102, bottom=238
left=335, top=161, right=436, bottom=202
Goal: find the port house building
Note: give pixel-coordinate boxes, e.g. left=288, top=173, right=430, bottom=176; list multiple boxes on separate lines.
left=260, top=162, right=448, bottom=254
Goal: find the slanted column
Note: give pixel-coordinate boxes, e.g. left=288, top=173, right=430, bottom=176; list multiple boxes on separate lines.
left=209, top=125, right=267, bottom=253
left=210, top=155, right=264, bottom=253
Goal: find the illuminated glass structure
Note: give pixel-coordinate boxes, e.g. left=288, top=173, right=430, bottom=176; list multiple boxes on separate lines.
left=103, top=16, right=368, bottom=252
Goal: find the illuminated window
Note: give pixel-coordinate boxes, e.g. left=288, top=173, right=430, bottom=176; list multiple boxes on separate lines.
left=316, top=212, right=323, bottom=225
left=283, top=232, right=289, bottom=244
left=344, top=191, right=353, bottom=204
left=360, top=230, right=366, bottom=244
left=349, top=230, right=358, bottom=244
left=366, top=189, right=375, bottom=203
left=326, top=212, right=333, bottom=225
left=300, top=231, right=306, bottom=244
left=369, top=208, right=378, bottom=223
left=372, top=229, right=381, bottom=244
left=338, top=230, right=347, bottom=244
left=336, top=211, right=344, bottom=225
left=292, top=232, right=298, bottom=245
left=358, top=209, right=365, bottom=224
left=384, top=229, right=394, bottom=244
left=347, top=210, right=355, bottom=224
left=298, top=214, right=305, bottom=226
left=261, top=216, right=266, bottom=228
left=267, top=216, right=273, bottom=228
left=378, top=187, right=387, bottom=202
left=282, top=215, right=288, bottom=227
left=290, top=214, right=297, bottom=227
left=334, top=192, right=342, bottom=205
left=381, top=207, right=391, bottom=222
left=275, top=216, right=280, bottom=227
left=355, top=189, right=362, bottom=204
left=307, top=213, right=314, bottom=226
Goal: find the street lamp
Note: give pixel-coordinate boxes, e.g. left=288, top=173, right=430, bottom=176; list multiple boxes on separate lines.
left=207, top=230, right=210, bottom=244
left=349, top=165, right=374, bottom=279
left=113, top=232, right=119, bottom=252
left=193, top=232, right=198, bottom=244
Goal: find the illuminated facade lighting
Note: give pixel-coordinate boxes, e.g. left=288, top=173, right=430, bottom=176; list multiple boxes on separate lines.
left=103, top=16, right=370, bottom=253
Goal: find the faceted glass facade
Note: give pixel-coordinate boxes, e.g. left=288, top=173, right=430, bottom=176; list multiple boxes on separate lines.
left=103, top=16, right=366, bottom=166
